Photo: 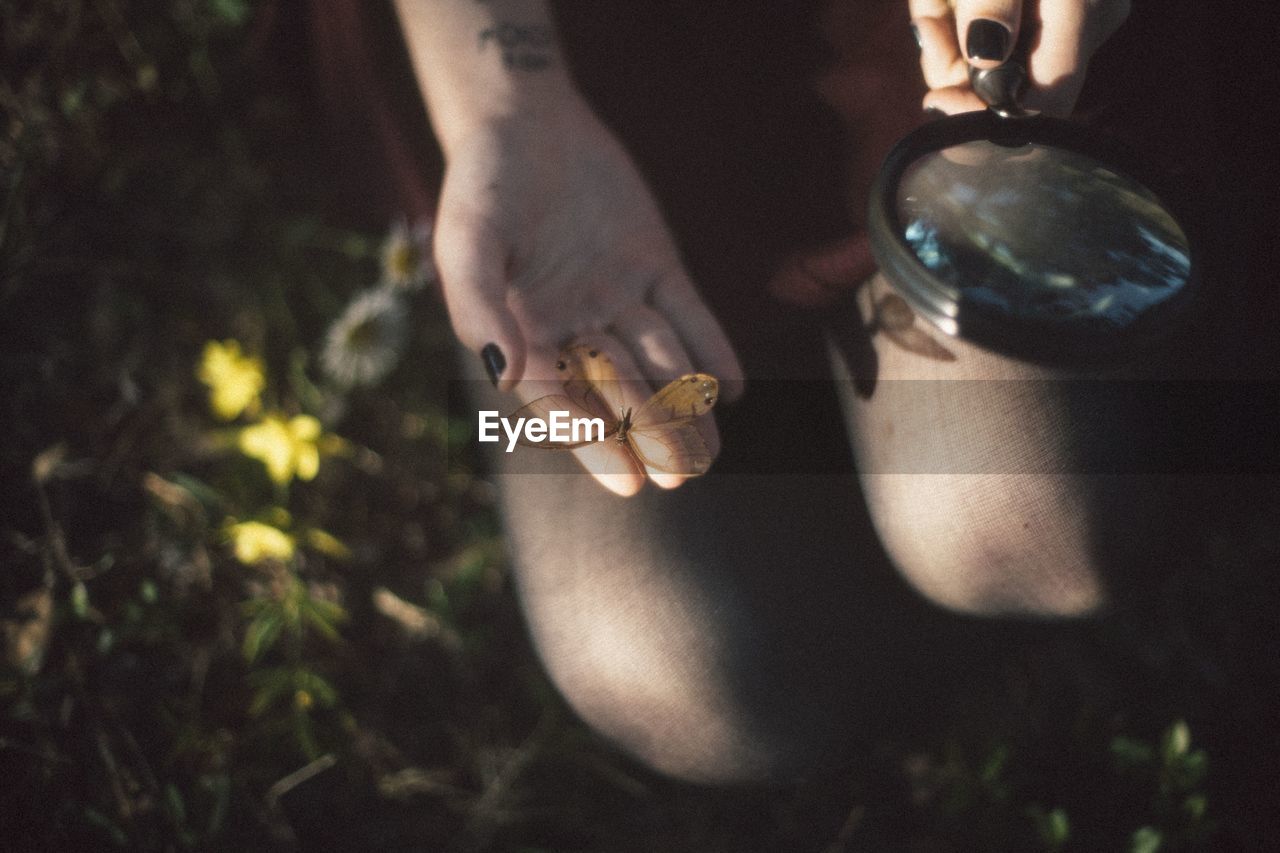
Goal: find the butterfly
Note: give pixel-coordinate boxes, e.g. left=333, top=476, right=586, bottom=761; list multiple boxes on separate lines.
left=871, top=292, right=956, bottom=362
left=508, top=346, right=719, bottom=477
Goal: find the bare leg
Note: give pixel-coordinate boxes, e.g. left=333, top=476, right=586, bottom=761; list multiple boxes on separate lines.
left=464, top=356, right=923, bottom=784
left=830, top=274, right=1195, bottom=617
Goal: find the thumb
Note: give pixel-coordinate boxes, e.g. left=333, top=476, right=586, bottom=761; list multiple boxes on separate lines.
left=953, top=0, right=1021, bottom=69
left=434, top=219, right=527, bottom=392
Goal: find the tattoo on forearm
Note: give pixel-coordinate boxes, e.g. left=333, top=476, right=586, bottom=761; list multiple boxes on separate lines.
left=477, top=21, right=554, bottom=71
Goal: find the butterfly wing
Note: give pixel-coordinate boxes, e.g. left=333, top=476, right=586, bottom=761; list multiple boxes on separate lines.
left=874, top=293, right=915, bottom=332
left=507, top=394, right=618, bottom=448
left=626, top=422, right=713, bottom=476
left=631, top=374, right=719, bottom=429
left=874, top=294, right=957, bottom=361
left=556, top=346, right=627, bottom=422
left=624, top=374, right=719, bottom=477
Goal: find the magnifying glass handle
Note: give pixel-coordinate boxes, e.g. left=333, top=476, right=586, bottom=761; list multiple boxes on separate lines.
left=967, top=20, right=1039, bottom=122
left=969, top=60, right=1031, bottom=117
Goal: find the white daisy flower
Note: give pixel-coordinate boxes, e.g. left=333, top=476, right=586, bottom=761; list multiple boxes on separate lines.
left=320, top=289, right=408, bottom=389
left=380, top=217, right=435, bottom=293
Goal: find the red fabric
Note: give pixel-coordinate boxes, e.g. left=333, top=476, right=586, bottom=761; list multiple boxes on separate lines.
left=304, top=0, right=441, bottom=222
left=771, top=0, right=925, bottom=306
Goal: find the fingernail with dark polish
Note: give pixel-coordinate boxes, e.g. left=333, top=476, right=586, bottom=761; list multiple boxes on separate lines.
left=923, top=106, right=946, bottom=122
left=910, top=22, right=922, bottom=48
left=481, top=343, right=505, bottom=387
left=966, top=18, right=1010, bottom=62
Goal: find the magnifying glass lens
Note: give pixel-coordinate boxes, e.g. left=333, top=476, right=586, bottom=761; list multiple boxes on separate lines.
left=896, top=140, right=1192, bottom=331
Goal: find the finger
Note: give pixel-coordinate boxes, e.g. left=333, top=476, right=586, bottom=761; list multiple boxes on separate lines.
left=953, top=0, right=1021, bottom=69
left=908, top=0, right=956, bottom=20
left=433, top=213, right=527, bottom=393
left=610, top=306, right=720, bottom=490
left=910, top=9, right=970, bottom=91
left=569, top=331, right=655, bottom=418
left=1024, top=0, right=1129, bottom=116
left=922, top=85, right=988, bottom=116
left=651, top=382, right=722, bottom=490
left=644, top=420, right=714, bottom=491
left=649, top=273, right=745, bottom=403
left=572, top=333, right=658, bottom=496
left=513, top=342, right=645, bottom=498
left=610, top=304, right=694, bottom=382
left=514, top=342, right=575, bottom=397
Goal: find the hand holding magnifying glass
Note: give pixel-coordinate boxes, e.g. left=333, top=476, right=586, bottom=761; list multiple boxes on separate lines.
left=910, top=0, right=1132, bottom=117
left=870, top=4, right=1198, bottom=365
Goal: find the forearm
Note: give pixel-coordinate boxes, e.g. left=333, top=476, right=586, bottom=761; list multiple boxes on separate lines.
left=392, top=0, right=581, bottom=156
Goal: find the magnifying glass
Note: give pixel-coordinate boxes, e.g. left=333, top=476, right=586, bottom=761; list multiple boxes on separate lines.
left=867, top=56, right=1198, bottom=365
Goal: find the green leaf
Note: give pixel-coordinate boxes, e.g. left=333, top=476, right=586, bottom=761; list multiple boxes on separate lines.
left=60, top=83, right=88, bottom=117
left=341, top=234, right=371, bottom=258
left=1175, top=749, right=1209, bottom=789
left=1048, top=810, right=1070, bottom=846
left=1111, top=735, right=1154, bottom=769
left=81, top=807, right=128, bottom=847
left=1184, top=793, right=1208, bottom=821
left=168, top=473, right=227, bottom=514
left=426, top=578, right=449, bottom=612
left=208, top=0, right=250, bottom=27
left=165, top=782, right=187, bottom=828
left=242, top=614, right=283, bottom=662
left=303, top=528, right=351, bottom=561
left=1032, top=807, right=1070, bottom=848
left=248, top=667, right=339, bottom=717
left=979, top=744, right=1009, bottom=785
left=248, top=667, right=297, bottom=716
left=294, top=713, right=320, bottom=760
left=1131, top=826, right=1162, bottom=853
left=71, top=581, right=89, bottom=618
left=1161, top=720, right=1191, bottom=765
left=294, top=670, right=339, bottom=709
left=300, top=596, right=347, bottom=643
left=205, top=773, right=230, bottom=836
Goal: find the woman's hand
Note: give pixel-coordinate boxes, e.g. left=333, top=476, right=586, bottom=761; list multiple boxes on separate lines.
left=436, top=104, right=742, bottom=496
left=910, top=0, right=1131, bottom=116
left=394, top=0, right=741, bottom=496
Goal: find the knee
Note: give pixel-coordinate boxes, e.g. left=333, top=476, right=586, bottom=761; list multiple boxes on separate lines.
left=521, top=586, right=848, bottom=784
left=495, top=470, right=869, bottom=783
left=545, top=652, right=774, bottom=784
left=891, top=540, right=1106, bottom=618
left=864, top=474, right=1107, bottom=618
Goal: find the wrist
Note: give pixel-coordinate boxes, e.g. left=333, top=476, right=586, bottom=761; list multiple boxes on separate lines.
left=430, top=68, right=585, bottom=159
left=393, top=0, right=585, bottom=159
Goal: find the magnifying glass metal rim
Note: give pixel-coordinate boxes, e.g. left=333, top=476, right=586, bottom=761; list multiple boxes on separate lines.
left=867, top=109, right=1202, bottom=366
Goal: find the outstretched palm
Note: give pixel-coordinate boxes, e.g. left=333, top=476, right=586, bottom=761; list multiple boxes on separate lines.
left=434, top=105, right=742, bottom=495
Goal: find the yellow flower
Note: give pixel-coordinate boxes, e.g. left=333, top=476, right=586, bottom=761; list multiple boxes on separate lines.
left=228, top=521, right=295, bottom=565
left=197, top=340, right=265, bottom=420
left=238, top=414, right=322, bottom=485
